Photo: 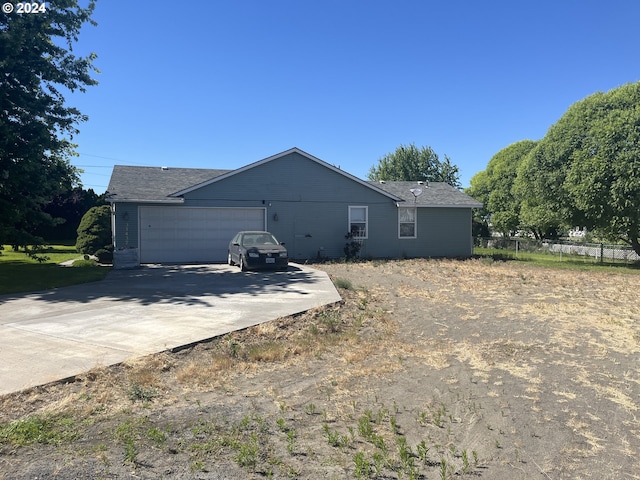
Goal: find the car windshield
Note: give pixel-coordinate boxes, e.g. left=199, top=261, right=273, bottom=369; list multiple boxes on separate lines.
left=241, top=233, right=279, bottom=247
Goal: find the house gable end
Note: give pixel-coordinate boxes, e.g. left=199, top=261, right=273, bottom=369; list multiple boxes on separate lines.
left=172, top=148, right=402, bottom=202
left=180, top=150, right=403, bottom=205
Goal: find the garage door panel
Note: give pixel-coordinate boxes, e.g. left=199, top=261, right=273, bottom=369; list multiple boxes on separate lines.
left=140, top=207, right=264, bottom=263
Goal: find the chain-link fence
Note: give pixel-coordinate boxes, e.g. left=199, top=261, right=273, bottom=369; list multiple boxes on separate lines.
left=474, top=237, right=640, bottom=264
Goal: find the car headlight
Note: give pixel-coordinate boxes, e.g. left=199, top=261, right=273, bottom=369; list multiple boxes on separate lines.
left=279, top=252, right=287, bottom=258
left=248, top=252, right=260, bottom=258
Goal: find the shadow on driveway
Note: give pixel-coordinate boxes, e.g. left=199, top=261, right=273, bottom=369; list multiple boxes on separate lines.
left=0, top=264, right=320, bottom=308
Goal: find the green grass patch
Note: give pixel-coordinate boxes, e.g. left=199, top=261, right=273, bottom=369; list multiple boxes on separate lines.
left=0, top=245, right=110, bottom=295
left=473, top=247, right=640, bottom=274
left=0, top=414, right=78, bottom=446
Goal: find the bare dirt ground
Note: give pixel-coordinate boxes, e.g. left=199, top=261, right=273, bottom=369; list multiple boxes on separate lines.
left=1, top=258, right=639, bottom=479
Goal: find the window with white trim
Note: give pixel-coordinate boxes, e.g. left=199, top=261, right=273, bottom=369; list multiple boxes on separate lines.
left=398, top=207, right=416, bottom=238
left=348, top=206, right=368, bottom=239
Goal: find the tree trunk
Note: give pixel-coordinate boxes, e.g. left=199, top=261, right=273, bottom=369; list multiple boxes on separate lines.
left=630, top=230, right=640, bottom=258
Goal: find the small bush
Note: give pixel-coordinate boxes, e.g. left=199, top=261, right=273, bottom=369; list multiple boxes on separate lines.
left=95, top=248, right=113, bottom=264
left=72, top=259, right=98, bottom=268
left=334, top=278, right=353, bottom=290
left=127, top=383, right=158, bottom=402
left=344, top=232, right=361, bottom=260
left=76, top=205, right=112, bottom=255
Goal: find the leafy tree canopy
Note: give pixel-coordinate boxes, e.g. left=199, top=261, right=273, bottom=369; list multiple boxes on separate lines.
left=466, top=168, right=491, bottom=232
left=368, top=143, right=462, bottom=189
left=515, top=81, right=640, bottom=253
left=467, top=140, right=537, bottom=236
left=0, top=1, right=98, bottom=249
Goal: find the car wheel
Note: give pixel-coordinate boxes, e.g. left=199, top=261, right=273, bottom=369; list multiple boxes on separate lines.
left=239, top=255, right=247, bottom=271
left=227, top=252, right=234, bottom=266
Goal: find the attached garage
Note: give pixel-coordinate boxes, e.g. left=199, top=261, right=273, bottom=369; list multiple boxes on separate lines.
left=139, top=206, right=265, bottom=263
left=107, top=148, right=482, bottom=268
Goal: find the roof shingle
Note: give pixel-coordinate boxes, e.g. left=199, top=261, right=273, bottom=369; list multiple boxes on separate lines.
left=106, top=166, right=231, bottom=203
left=369, top=181, right=483, bottom=208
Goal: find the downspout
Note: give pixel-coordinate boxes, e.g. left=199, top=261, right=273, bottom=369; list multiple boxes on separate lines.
left=110, top=203, right=117, bottom=249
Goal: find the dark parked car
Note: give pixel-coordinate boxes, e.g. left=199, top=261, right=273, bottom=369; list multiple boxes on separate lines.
left=228, top=231, right=289, bottom=271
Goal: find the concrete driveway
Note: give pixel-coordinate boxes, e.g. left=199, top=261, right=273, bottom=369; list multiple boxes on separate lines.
left=0, top=263, right=341, bottom=396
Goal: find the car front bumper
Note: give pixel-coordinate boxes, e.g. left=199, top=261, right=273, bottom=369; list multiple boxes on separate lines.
left=245, top=255, right=289, bottom=269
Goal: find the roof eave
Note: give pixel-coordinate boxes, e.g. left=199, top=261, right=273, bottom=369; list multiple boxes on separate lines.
left=107, top=197, right=185, bottom=204
left=400, top=204, right=482, bottom=208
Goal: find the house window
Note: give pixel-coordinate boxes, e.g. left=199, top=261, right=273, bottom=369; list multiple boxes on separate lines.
left=349, top=206, right=368, bottom=238
left=398, top=207, right=416, bottom=238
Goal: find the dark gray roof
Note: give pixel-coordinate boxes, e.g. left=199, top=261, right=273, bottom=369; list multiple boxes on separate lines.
left=106, top=165, right=231, bottom=203
left=369, top=181, right=483, bottom=208
left=106, top=163, right=481, bottom=209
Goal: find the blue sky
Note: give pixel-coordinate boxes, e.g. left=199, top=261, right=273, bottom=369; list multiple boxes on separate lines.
left=67, top=1, right=640, bottom=194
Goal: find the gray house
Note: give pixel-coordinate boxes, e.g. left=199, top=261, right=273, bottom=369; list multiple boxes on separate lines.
left=106, top=148, right=481, bottom=267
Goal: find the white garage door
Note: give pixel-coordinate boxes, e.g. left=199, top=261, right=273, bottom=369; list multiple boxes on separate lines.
left=139, top=207, right=265, bottom=263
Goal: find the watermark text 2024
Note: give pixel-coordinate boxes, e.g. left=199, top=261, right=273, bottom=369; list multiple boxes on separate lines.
left=2, top=2, right=47, bottom=14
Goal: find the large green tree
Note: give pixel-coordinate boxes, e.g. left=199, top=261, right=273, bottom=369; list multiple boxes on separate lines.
left=465, top=168, right=491, bottom=235
left=35, top=187, right=104, bottom=243
left=368, top=143, right=462, bottom=189
left=513, top=141, right=566, bottom=240
left=467, top=140, right=537, bottom=236
left=0, top=1, right=98, bottom=247
left=515, top=82, right=640, bottom=253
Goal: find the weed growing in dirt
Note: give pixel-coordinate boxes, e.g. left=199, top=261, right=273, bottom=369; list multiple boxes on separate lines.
left=357, top=415, right=373, bottom=439
left=147, top=428, right=166, bottom=450
left=234, top=433, right=259, bottom=469
left=115, top=419, right=141, bottom=464
left=318, top=311, right=342, bottom=333
left=416, top=440, right=430, bottom=464
left=353, top=451, right=371, bottom=479
left=286, top=429, right=296, bottom=454
left=333, top=277, right=353, bottom=290
left=461, top=449, right=470, bottom=473
left=397, top=436, right=415, bottom=471
left=276, top=418, right=287, bottom=432
left=440, top=458, right=449, bottom=480
left=0, top=414, right=77, bottom=446
left=127, top=383, right=158, bottom=403
left=323, top=423, right=340, bottom=447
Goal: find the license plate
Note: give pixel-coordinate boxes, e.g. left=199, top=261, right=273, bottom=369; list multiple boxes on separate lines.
left=265, top=258, right=275, bottom=263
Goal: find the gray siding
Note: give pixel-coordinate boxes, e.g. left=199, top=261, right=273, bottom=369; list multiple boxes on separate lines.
left=182, top=151, right=396, bottom=259
left=348, top=207, right=473, bottom=260
left=397, top=208, right=473, bottom=258
left=111, top=152, right=475, bottom=261
left=112, top=203, right=140, bottom=250
left=182, top=152, right=390, bottom=204
left=423, top=208, right=473, bottom=257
